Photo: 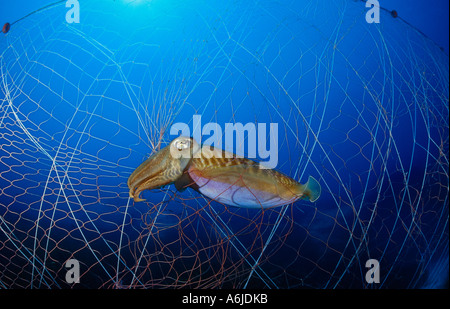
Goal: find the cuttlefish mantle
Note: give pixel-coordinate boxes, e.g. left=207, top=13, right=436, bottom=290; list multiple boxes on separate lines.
left=127, top=136, right=321, bottom=208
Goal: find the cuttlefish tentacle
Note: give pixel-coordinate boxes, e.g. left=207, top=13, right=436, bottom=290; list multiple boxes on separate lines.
left=127, top=136, right=321, bottom=208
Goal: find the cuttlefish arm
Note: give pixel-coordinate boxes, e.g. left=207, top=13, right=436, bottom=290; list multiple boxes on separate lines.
left=127, top=137, right=199, bottom=202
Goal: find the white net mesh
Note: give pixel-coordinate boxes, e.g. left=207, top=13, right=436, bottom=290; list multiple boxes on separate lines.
left=0, top=0, right=448, bottom=288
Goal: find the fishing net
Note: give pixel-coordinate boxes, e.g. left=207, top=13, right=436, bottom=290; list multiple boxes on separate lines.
left=0, top=0, right=448, bottom=288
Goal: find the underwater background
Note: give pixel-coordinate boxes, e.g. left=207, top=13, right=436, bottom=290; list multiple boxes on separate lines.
left=0, top=0, right=448, bottom=289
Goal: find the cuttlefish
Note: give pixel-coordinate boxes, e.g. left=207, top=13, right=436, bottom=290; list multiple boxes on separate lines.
left=127, top=136, right=321, bottom=208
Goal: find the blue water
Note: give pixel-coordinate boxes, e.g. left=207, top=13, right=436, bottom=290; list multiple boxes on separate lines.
left=0, top=0, right=448, bottom=289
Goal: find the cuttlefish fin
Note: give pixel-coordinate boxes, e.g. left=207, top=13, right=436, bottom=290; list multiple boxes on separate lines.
left=298, top=176, right=321, bottom=202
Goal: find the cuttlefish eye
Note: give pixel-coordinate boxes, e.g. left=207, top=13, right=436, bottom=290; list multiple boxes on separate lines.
left=175, top=139, right=190, bottom=151
left=170, top=137, right=199, bottom=159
